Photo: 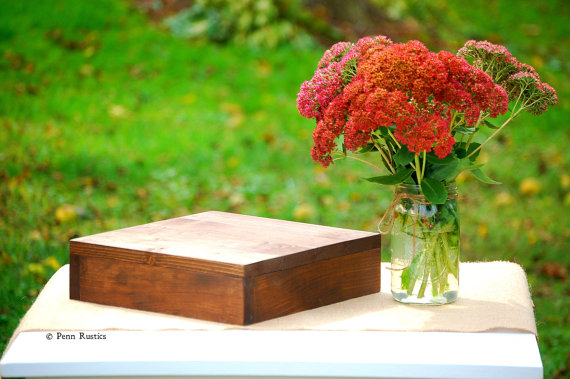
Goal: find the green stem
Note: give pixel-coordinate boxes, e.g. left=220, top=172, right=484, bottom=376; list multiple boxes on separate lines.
left=466, top=114, right=515, bottom=159
left=375, top=142, right=396, bottom=174
left=442, top=235, right=458, bottom=279
left=417, top=256, right=430, bottom=298
left=414, top=154, right=422, bottom=184
left=422, top=151, right=427, bottom=179
left=387, top=129, right=401, bottom=149
left=433, top=236, right=444, bottom=296
left=332, top=152, right=389, bottom=173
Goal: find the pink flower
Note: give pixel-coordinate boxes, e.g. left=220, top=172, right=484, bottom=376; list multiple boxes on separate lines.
left=318, top=41, right=352, bottom=69
left=296, top=62, right=344, bottom=119
left=298, top=36, right=555, bottom=168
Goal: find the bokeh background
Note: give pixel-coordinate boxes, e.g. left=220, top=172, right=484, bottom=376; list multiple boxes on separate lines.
left=1, top=0, right=568, bottom=376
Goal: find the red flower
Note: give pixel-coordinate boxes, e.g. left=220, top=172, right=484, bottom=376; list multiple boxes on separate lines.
left=298, top=37, right=511, bottom=167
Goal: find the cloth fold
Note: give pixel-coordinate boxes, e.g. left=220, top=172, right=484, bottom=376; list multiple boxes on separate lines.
left=5, top=261, right=537, bottom=354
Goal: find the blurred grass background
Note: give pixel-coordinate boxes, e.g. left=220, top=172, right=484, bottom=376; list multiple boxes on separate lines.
left=0, top=0, right=568, bottom=376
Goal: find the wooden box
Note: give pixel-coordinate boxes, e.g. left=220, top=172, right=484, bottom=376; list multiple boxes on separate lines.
left=69, top=211, right=381, bottom=325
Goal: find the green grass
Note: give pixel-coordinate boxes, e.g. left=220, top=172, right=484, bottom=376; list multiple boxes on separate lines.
left=0, top=0, right=568, bottom=376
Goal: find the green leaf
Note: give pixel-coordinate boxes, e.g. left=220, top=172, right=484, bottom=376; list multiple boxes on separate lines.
left=427, top=158, right=482, bottom=183
left=466, top=143, right=481, bottom=162
left=429, top=159, right=460, bottom=181
left=455, top=148, right=467, bottom=159
left=365, top=167, right=414, bottom=185
left=356, top=143, right=375, bottom=154
left=377, top=126, right=391, bottom=137
left=342, top=143, right=347, bottom=155
left=421, top=177, right=447, bottom=204
left=426, top=152, right=457, bottom=165
left=471, top=168, right=501, bottom=184
left=454, top=125, right=478, bottom=135
left=454, top=142, right=468, bottom=159
left=394, top=146, right=414, bottom=166
left=455, top=158, right=483, bottom=177
left=484, top=119, right=500, bottom=129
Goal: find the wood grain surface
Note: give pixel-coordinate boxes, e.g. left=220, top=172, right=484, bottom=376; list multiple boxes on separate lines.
left=70, top=211, right=380, bottom=276
left=69, top=211, right=382, bottom=325
left=250, top=248, right=381, bottom=324
left=70, top=254, right=247, bottom=324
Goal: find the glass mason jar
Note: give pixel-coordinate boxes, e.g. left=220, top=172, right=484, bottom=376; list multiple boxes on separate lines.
left=389, top=182, right=460, bottom=305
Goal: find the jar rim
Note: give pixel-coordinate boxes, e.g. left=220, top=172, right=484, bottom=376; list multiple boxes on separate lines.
left=396, top=181, right=458, bottom=192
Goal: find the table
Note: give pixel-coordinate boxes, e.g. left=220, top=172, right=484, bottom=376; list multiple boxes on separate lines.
left=0, top=263, right=543, bottom=378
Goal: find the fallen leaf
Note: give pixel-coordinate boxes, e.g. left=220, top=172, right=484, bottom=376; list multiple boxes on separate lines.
left=106, top=195, right=119, bottom=208
left=540, top=262, right=567, bottom=280
left=350, top=192, right=362, bottom=202
left=52, top=171, right=64, bottom=181
left=26, top=263, right=46, bottom=278
left=495, top=192, right=514, bottom=207
left=527, top=231, right=537, bottom=245
left=29, top=230, right=43, bottom=241
left=83, top=45, right=96, bottom=57
left=339, top=201, right=351, bottom=212
left=79, top=64, right=94, bottom=76
left=108, top=104, right=128, bottom=119
left=315, top=172, right=330, bottom=187
left=1, top=251, right=12, bottom=266
left=227, top=156, right=240, bottom=169
left=561, top=173, right=570, bottom=189
left=262, top=132, right=276, bottom=145
left=55, top=204, right=78, bottom=224
left=105, top=182, right=118, bottom=192
left=229, top=193, right=246, bottom=207
left=293, top=203, right=315, bottom=221
left=519, top=177, right=541, bottom=196
left=220, top=102, right=244, bottom=128
left=3, top=50, right=23, bottom=69
left=320, top=194, right=335, bottom=207
left=477, top=223, right=488, bottom=239
left=136, top=187, right=149, bottom=199
left=42, top=256, right=61, bottom=271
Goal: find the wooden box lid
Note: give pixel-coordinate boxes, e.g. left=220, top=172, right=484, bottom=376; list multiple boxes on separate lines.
left=70, top=211, right=380, bottom=277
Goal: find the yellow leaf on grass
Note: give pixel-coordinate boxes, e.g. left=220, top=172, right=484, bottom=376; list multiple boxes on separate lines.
left=227, top=156, right=240, bottom=169
left=29, top=229, right=43, bottom=241
left=320, top=195, right=335, bottom=207
left=106, top=195, right=119, bottom=208
left=293, top=203, right=315, bottom=221
left=495, top=192, right=514, bottom=207
left=519, top=177, right=541, bottom=196
left=220, top=102, right=244, bottom=128
left=229, top=193, right=246, bottom=207
left=43, top=256, right=61, bottom=271
left=79, top=64, right=94, bottom=76
left=527, top=231, right=537, bottom=245
left=561, top=173, right=570, bottom=189
left=108, top=104, right=128, bottom=119
left=136, top=188, right=149, bottom=199
left=55, top=204, right=77, bottom=223
left=477, top=223, right=488, bottom=239
left=26, top=263, right=46, bottom=278
left=339, top=201, right=351, bottom=212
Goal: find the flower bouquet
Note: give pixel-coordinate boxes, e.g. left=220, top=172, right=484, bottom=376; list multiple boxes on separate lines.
left=297, top=36, right=557, bottom=304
